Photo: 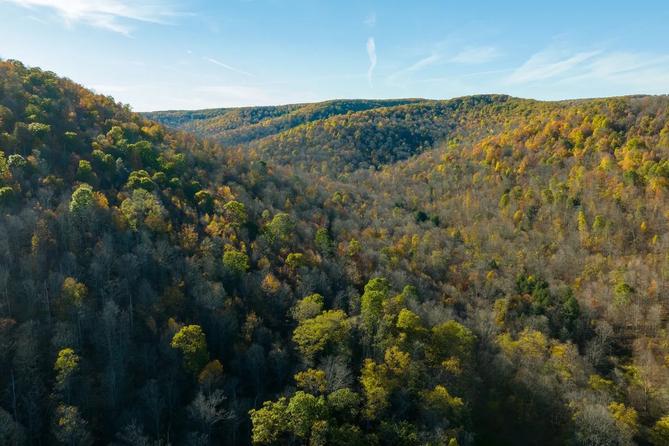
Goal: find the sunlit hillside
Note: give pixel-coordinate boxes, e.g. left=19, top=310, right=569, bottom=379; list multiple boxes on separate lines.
left=2, top=57, right=669, bottom=446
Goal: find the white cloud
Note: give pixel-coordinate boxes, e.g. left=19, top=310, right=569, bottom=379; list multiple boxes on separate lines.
left=0, top=0, right=182, bottom=35
left=450, top=46, right=500, bottom=64
left=507, top=49, right=601, bottom=83
left=204, top=57, right=255, bottom=77
left=366, top=37, right=377, bottom=87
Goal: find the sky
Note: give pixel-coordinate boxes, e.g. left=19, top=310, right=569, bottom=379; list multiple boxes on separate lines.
left=1, top=0, right=668, bottom=112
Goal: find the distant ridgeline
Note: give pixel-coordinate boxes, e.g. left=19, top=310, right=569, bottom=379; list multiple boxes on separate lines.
left=2, top=57, right=669, bottom=445
left=146, top=96, right=523, bottom=175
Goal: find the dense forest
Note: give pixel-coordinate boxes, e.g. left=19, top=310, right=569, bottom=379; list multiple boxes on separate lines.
left=2, top=58, right=669, bottom=445
left=148, top=97, right=523, bottom=175
left=145, top=99, right=422, bottom=149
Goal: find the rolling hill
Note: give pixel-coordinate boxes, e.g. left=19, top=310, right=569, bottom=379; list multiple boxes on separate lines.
left=145, top=99, right=422, bottom=146
left=2, top=58, right=669, bottom=446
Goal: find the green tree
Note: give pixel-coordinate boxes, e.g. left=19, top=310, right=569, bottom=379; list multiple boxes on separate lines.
left=60, top=278, right=88, bottom=343
left=249, top=397, right=289, bottom=445
left=427, top=320, right=476, bottom=365
left=608, top=402, right=638, bottom=440
left=125, top=170, right=154, bottom=190
left=76, top=160, right=95, bottom=183
left=285, top=252, right=306, bottom=269
left=294, top=368, right=327, bottom=394
left=7, top=154, right=26, bottom=170
left=651, top=415, right=669, bottom=446
left=292, top=293, right=325, bottom=321
left=28, top=122, right=50, bottom=137
left=61, top=278, right=87, bottom=307
left=55, top=348, right=80, bottom=401
left=396, top=308, right=424, bottom=335
left=422, top=385, right=464, bottom=416
left=224, top=200, right=247, bottom=226
left=327, top=388, right=361, bottom=421
left=360, top=277, right=390, bottom=335
left=69, top=184, right=94, bottom=216
left=128, top=140, right=157, bottom=167
left=267, top=212, right=294, bottom=244
left=561, top=289, right=580, bottom=333
left=360, top=358, right=390, bottom=420
left=0, top=186, right=14, bottom=206
left=120, top=189, right=169, bottom=232
left=171, top=325, right=210, bottom=375
left=315, top=227, right=333, bottom=255
left=614, top=282, right=634, bottom=307
left=223, top=249, right=250, bottom=276
left=293, top=310, right=350, bottom=360
left=195, top=190, right=213, bottom=212
left=0, top=151, right=9, bottom=178
left=286, top=391, right=327, bottom=438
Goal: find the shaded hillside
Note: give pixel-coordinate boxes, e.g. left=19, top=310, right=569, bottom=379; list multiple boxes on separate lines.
left=0, top=59, right=345, bottom=445
left=144, top=103, right=304, bottom=134
left=0, top=60, right=483, bottom=446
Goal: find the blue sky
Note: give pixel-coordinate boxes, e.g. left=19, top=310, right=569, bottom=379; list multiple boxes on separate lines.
left=1, top=0, right=668, bottom=111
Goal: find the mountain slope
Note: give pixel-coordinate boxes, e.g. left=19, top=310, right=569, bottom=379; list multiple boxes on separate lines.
left=149, top=91, right=669, bottom=445
left=152, top=96, right=613, bottom=175
left=146, top=98, right=422, bottom=147
left=247, top=95, right=522, bottom=174
left=0, top=59, right=341, bottom=444
left=315, top=93, right=669, bottom=443
left=4, top=58, right=669, bottom=446
left=0, top=59, right=485, bottom=446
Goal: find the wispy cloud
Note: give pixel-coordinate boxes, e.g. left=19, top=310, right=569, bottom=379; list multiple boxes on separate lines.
left=504, top=45, right=669, bottom=98
left=25, top=13, right=47, bottom=24
left=406, top=54, right=441, bottom=72
left=204, top=57, right=255, bottom=77
left=385, top=44, right=499, bottom=87
left=563, top=52, right=669, bottom=85
left=387, top=53, right=440, bottom=85
left=450, top=46, right=500, bottom=64
left=507, top=49, right=601, bottom=83
left=364, top=12, right=376, bottom=27
left=0, top=0, right=183, bottom=35
left=366, top=37, right=377, bottom=87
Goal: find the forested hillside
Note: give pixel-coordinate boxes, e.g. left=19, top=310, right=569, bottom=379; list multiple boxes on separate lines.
left=2, top=58, right=669, bottom=446
left=146, top=99, right=421, bottom=148
left=152, top=97, right=618, bottom=177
